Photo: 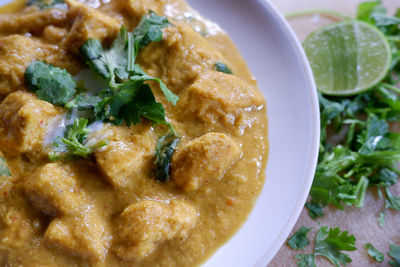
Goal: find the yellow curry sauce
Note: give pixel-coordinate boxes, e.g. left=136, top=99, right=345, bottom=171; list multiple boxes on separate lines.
left=0, top=0, right=268, bottom=266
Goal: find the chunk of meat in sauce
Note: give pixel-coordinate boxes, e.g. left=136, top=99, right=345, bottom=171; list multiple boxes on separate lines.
left=0, top=91, right=60, bottom=158
left=122, top=0, right=167, bottom=18
left=114, top=200, right=198, bottom=261
left=95, top=141, right=148, bottom=188
left=0, top=7, right=67, bottom=35
left=45, top=209, right=109, bottom=262
left=178, top=71, right=264, bottom=127
left=0, top=179, right=42, bottom=251
left=23, top=163, right=85, bottom=217
left=42, top=25, right=68, bottom=44
left=0, top=34, right=81, bottom=95
left=138, top=24, right=225, bottom=93
left=172, top=133, right=241, bottom=191
left=61, top=0, right=121, bottom=54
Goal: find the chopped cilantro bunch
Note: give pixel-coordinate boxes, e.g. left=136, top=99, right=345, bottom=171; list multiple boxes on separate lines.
left=24, top=12, right=177, bottom=160
left=305, top=1, right=400, bottom=219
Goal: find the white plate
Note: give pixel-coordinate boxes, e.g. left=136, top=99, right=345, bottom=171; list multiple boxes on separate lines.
left=0, top=0, right=320, bottom=265
left=185, top=0, right=319, bottom=266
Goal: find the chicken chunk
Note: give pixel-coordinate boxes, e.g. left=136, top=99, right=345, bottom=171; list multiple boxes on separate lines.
left=94, top=141, right=148, bottom=188
left=114, top=200, right=198, bottom=261
left=123, top=0, right=167, bottom=19
left=138, top=24, right=225, bottom=93
left=172, top=133, right=241, bottom=191
left=0, top=92, right=60, bottom=157
left=0, top=7, right=67, bottom=35
left=178, top=71, right=264, bottom=126
left=23, top=163, right=84, bottom=217
left=62, top=0, right=121, bottom=54
left=45, top=210, right=108, bottom=262
left=0, top=35, right=81, bottom=95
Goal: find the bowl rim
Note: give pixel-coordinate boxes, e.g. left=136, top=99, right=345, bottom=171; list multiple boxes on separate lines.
left=255, top=0, right=320, bottom=265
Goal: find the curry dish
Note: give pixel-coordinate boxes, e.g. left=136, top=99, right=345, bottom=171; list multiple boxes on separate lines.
left=0, top=0, right=268, bottom=266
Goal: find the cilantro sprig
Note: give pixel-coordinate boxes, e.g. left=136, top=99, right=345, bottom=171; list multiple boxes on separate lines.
left=291, top=226, right=356, bottom=267
left=24, top=12, right=178, bottom=161
left=49, top=118, right=107, bottom=160
left=79, top=12, right=178, bottom=126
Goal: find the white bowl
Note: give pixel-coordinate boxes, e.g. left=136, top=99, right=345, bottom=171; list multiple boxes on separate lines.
left=186, top=0, right=320, bottom=266
left=0, top=0, right=320, bottom=265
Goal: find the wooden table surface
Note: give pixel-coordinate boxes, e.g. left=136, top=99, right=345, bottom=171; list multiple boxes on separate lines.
left=267, top=1, right=399, bottom=266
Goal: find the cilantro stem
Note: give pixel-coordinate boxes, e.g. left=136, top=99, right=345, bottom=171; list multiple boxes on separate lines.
left=382, top=83, right=400, bottom=94
left=285, top=9, right=351, bottom=21
left=127, top=32, right=135, bottom=72
left=355, top=176, right=369, bottom=207
left=386, top=36, right=400, bottom=43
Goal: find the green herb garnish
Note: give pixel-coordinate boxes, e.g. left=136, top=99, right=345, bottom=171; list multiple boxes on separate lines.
left=214, top=62, right=233, bottom=74
left=128, top=11, right=171, bottom=71
left=295, top=254, right=316, bottom=267
left=0, top=156, right=10, bottom=177
left=27, top=0, right=67, bottom=10
left=154, top=131, right=180, bottom=182
left=24, top=12, right=178, bottom=160
left=49, top=118, right=107, bottom=160
left=365, top=243, right=384, bottom=262
left=25, top=61, right=76, bottom=106
left=293, top=226, right=356, bottom=267
left=80, top=27, right=129, bottom=88
left=79, top=13, right=178, bottom=126
left=287, top=226, right=311, bottom=250
left=389, top=244, right=400, bottom=267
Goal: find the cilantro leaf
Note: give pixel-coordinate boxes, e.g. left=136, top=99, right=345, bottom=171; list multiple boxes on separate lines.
left=305, top=202, right=324, bottom=220
left=25, top=61, right=76, bottom=105
left=287, top=226, right=311, bottom=250
left=155, top=132, right=180, bottom=182
left=365, top=243, right=384, bottom=262
left=314, top=226, right=356, bottom=267
left=214, top=62, right=233, bottom=74
left=295, top=254, right=316, bottom=267
left=128, top=11, right=171, bottom=71
left=66, top=94, right=102, bottom=110
left=385, top=187, right=400, bottom=210
left=80, top=27, right=128, bottom=87
left=0, top=156, right=10, bottom=177
left=27, top=0, right=67, bottom=10
left=356, top=1, right=381, bottom=22
left=120, top=84, right=168, bottom=126
left=129, top=75, right=179, bottom=105
left=389, top=244, right=400, bottom=267
left=357, top=116, right=390, bottom=154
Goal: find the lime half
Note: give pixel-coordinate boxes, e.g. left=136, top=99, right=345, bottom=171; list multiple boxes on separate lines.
left=303, top=20, right=391, bottom=96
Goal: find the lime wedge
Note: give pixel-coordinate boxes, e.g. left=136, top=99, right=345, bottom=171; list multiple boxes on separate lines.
left=303, top=20, right=391, bottom=96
